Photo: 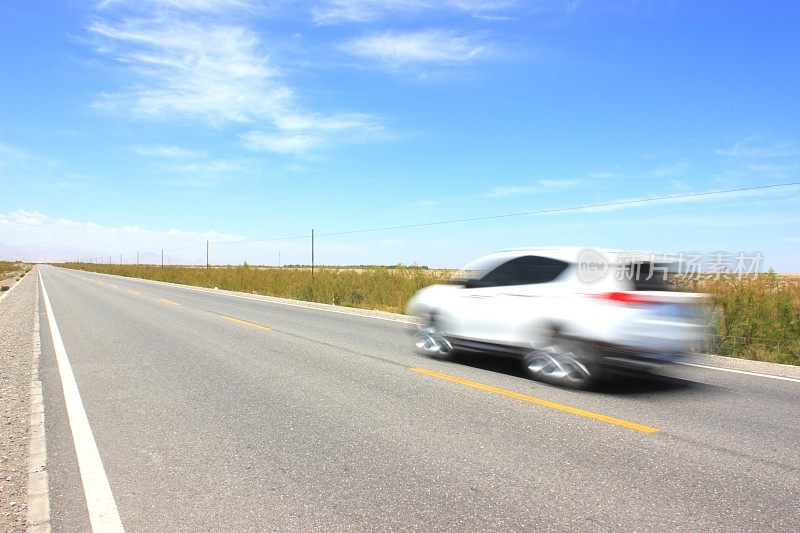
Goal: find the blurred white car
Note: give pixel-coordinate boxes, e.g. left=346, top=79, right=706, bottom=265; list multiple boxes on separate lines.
left=406, top=247, right=710, bottom=389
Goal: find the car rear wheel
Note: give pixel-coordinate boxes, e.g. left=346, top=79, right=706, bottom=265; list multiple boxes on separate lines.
left=523, top=336, right=599, bottom=389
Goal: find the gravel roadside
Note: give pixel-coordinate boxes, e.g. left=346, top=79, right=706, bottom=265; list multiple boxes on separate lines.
left=1, top=270, right=37, bottom=532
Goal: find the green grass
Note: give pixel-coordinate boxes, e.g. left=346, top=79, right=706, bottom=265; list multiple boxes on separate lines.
left=59, top=262, right=800, bottom=366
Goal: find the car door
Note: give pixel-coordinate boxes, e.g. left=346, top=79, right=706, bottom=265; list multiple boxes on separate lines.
left=454, top=255, right=569, bottom=347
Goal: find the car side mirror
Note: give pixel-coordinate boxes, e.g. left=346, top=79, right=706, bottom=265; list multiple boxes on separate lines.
left=464, top=279, right=491, bottom=289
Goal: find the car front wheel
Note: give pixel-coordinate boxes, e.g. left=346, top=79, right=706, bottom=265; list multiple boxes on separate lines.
left=413, top=312, right=456, bottom=360
left=523, top=336, right=599, bottom=389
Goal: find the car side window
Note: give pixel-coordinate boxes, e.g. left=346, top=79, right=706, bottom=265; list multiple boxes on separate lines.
left=479, top=256, right=568, bottom=287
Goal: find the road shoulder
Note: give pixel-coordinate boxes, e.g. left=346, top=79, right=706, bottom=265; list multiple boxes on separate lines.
left=0, top=270, right=40, bottom=531
left=686, top=352, right=800, bottom=380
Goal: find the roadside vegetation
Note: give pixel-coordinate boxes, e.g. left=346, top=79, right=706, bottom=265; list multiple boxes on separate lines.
left=60, top=263, right=451, bottom=313
left=59, top=263, right=800, bottom=366
left=0, top=261, right=31, bottom=292
left=678, top=272, right=800, bottom=366
left=0, top=261, right=25, bottom=278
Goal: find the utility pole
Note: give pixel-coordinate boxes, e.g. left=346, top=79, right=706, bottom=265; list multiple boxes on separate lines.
left=206, top=240, right=209, bottom=269
left=161, top=249, right=164, bottom=267
left=278, top=250, right=281, bottom=268
left=137, top=251, right=139, bottom=265
left=120, top=254, right=123, bottom=264
left=311, top=229, right=315, bottom=283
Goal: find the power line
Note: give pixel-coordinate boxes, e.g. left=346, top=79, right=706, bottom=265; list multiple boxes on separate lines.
left=317, top=181, right=800, bottom=237
left=207, top=180, right=800, bottom=245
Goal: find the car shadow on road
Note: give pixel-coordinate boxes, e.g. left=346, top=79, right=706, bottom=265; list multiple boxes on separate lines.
left=594, top=369, right=716, bottom=396
left=443, top=352, right=719, bottom=397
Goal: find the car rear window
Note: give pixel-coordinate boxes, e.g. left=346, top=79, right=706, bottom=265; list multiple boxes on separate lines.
left=622, top=262, right=671, bottom=291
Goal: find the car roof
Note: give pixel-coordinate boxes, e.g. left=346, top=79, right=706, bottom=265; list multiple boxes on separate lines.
left=488, top=246, right=671, bottom=264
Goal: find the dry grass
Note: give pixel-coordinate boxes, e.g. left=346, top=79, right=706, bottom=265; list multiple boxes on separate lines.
left=61, top=263, right=452, bottom=313
left=677, top=272, right=800, bottom=365
left=0, top=261, right=23, bottom=278
left=0, top=261, right=31, bottom=284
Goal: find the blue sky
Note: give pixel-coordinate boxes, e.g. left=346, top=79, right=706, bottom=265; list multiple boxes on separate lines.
left=1, top=0, right=799, bottom=269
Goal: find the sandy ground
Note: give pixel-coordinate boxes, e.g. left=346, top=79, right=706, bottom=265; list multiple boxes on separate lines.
left=0, top=270, right=36, bottom=532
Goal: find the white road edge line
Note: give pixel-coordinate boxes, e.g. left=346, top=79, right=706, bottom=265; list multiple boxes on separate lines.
left=676, top=362, right=800, bottom=383
left=39, top=273, right=125, bottom=532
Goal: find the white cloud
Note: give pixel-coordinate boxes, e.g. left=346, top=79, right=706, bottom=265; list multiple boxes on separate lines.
left=241, top=112, right=386, bottom=154
left=88, top=19, right=286, bottom=125
left=5, top=211, right=49, bottom=226
left=566, top=185, right=800, bottom=214
left=447, top=0, right=515, bottom=11
left=716, top=137, right=799, bottom=158
left=487, top=186, right=539, bottom=197
left=240, top=131, right=322, bottom=154
left=274, top=112, right=380, bottom=132
left=652, top=161, right=688, bottom=177
left=312, top=0, right=428, bottom=24
left=341, top=29, right=490, bottom=64
left=0, top=210, right=246, bottom=263
left=131, top=145, right=249, bottom=186
left=88, top=6, right=387, bottom=154
left=162, top=158, right=247, bottom=187
left=133, top=145, right=205, bottom=158
left=97, top=0, right=254, bottom=13
left=166, top=160, right=241, bottom=173
left=311, top=0, right=516, bottom=24
left=487, top=179, right=582, bottom=198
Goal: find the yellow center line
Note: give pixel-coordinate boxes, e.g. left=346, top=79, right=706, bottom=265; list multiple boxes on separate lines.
left=410, top=367, right=660, bottom=434
left=222, top=315, right=272, bottom=331
left=127, top=290, right=141, bottom=295
left=159, top=298, right=180, bottom=306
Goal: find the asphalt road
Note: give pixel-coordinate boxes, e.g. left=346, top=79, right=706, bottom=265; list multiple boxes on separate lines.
left=36, top=265, right=800, bottom=531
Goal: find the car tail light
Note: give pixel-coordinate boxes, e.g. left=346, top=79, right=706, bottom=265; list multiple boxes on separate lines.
left=593, top=292, right=657, bottom=305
